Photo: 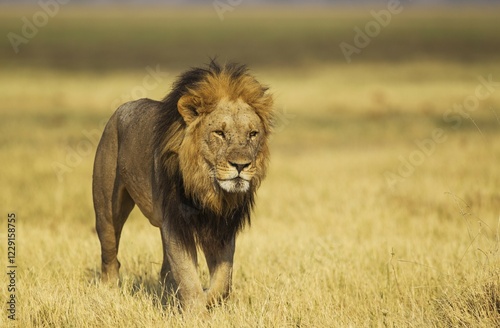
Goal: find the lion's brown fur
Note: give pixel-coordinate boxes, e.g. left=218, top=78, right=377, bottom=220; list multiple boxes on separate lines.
left=153, top=60, right=273, bottom=247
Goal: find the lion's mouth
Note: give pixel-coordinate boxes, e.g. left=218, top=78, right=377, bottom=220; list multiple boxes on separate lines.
left=217, top=177, right=250, bottom=193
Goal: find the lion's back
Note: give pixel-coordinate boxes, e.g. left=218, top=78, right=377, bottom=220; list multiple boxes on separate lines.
left=115, top=98, right=161, bottom=135
left=96, top=98, right=164, bottom=222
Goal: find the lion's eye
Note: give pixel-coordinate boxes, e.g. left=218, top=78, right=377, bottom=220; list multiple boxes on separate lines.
left=214, top=130, right=225, bottom=138
left=249, top=131, right=258, bottom=138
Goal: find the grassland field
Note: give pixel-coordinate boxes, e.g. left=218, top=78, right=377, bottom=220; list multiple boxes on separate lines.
left=1, top=5, right=500, bottom=327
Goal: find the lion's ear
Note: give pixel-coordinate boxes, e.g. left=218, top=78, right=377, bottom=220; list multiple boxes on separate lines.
left=177, top=95, right=200, bottom=125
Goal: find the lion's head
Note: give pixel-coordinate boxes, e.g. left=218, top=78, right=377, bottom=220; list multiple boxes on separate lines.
left=157, top=61, right=273, bottom=216
left=183, top=97, right=266, bottom=193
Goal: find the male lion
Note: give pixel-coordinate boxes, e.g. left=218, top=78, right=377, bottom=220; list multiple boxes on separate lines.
left=92, top=61, right=273, bottom=312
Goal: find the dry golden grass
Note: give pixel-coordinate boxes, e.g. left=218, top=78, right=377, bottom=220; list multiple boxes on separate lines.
left=1, top=58, right=500, bottom=327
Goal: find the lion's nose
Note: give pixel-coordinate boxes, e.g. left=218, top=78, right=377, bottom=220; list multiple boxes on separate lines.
left=229, top=161, right=251, bottom=174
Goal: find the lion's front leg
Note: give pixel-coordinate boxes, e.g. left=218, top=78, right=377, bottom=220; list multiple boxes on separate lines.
left=202, top=237, right=236, bottom=307
left=160, top=225, right=206, bottom=313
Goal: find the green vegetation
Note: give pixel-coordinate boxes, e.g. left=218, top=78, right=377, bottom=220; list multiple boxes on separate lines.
left=1, top=6, right=500, bottom=327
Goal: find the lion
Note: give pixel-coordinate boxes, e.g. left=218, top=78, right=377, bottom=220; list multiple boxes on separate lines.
left=92, top=60, right=273, bottom=312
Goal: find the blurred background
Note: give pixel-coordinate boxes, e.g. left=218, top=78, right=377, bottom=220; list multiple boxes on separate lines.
left=2, top=0, right=500, bottom=70
left=2, top=1, right=500, bottom=326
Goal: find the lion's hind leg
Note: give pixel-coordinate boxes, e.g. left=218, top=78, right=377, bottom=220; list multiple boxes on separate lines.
left=95, top=181, right=135, bottom=285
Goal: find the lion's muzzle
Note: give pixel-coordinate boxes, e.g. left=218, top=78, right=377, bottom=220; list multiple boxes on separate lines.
left=216, top=161, right=254, bottom=193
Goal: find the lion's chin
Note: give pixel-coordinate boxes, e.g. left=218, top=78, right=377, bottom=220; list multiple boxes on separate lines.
left=217, top=178, right=250, bottom=193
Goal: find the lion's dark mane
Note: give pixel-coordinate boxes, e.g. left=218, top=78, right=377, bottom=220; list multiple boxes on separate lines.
left=153, top=61, right=255, bottom=248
